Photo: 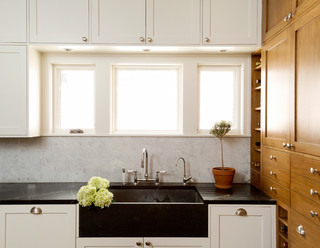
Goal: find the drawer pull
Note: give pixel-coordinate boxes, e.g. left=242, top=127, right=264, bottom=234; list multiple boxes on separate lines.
left=270, top=186, right=276, bottom=192
left=136, top=242, right=142, bottom=246
left=270, top=155, right=276, bottom=160
left=310, top=189, right=318, bottom=196
left=269, top=171, right=276, bottom=176
left=145, top=241, right=152, bottom=246
left=310, top=211, right=318, bottom=217
left=30, top=207, right=42, bottom=215
left=235, top=208, right=247, bottom=216
left=282, top=142, right=286, bottom=147
left=296, top=225, right=305, bottom=236
left=311, top=168, right=319, bottom=174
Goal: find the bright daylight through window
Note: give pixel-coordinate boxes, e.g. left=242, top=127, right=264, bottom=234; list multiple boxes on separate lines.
left=112, top=65, right=181, bottom=134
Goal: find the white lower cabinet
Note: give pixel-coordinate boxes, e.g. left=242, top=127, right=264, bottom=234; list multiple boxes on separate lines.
left=0, top=205, right=76, bottom=248
left=209, top=205, right=276, bottom=248
left=77, top=237, right=210, bottom=248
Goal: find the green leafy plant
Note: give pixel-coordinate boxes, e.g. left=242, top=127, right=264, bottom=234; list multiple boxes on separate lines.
left=210, top=120, right=232, bottom=170
left=77, top=176, right=113, bottom=208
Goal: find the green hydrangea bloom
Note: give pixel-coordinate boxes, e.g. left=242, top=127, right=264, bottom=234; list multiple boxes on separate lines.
left=93, top=188, right=114, bottom=208
left=88, top=176, right=110, bottom=190
left=77, top=185, right=96, bottom=207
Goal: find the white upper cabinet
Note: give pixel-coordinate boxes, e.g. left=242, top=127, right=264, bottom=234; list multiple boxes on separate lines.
left=29, top=0, right=89, bottom=43
left=92, top=0, right=145, bottom=44
left=146, top=0, right=201, bottom=45
left=0, top=0, right=27, bottom=43
left=203, top=0, right=260, bottom=45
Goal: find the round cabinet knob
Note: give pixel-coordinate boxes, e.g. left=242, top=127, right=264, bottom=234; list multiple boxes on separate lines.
left=296, top=225, right=305, bottom=236
left=139, top=37, right=145, bottom=42
left=145, top=241, right=152, bottom=246
left=270, top=186, right=276, bottom=192
left=235, top=208, right=247, bottom=216
left=147, top=37, right=153, bottom=43
left=284, top=16, right=288, bottom=22
left=269, top=171, right=276, bottom=176
left=270, top=155, right=276, bottom=160
left=282, top=142, right=286, bottom=148
left=30, top=207, right=42, bottom=215
left=310, top=211, right=318, bottom=217
left=136, top=241, right=142, bottom=246
left=82, top=37, right=88, bottom=42
left=310, top=189, right=318, bottom=196
left=286, top=143, right=294, bottom=149
left=204, top=37, right=210, bottom=43
left=311, top=168, right=319, bottom=174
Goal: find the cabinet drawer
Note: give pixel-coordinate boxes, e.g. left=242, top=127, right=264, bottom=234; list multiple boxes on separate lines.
left=291, top=191, right=320, bottom=227
left=262, top=148, right=290, bottom=170
left=291, top=154, right=320, bottom=183
left=262, top=163, right=290, bottom=188
left=291, top=209, right=320, bottom=248
left=262, top=177, right=290, bottom=206
left=291, top=172, right=320, bottom=205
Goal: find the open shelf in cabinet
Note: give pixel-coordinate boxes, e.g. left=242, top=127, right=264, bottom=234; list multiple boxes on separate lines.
left=278, top=203, right=289, bottom=248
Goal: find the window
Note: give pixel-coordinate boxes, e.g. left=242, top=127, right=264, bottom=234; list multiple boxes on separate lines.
left=198, top=66, right=241, bottom=134
left=53, top=65, right=95, bottom=134
left=112, top=65, right=182, bottom=134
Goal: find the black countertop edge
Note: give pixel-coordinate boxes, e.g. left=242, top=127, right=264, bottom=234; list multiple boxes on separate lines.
left=0, top=182, right=276, bottom=205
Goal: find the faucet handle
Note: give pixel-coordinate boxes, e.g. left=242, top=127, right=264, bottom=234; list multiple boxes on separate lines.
left=156, top=170, right=166, bottom=184
left=127, top=170, right=138, bottom=184
left=183, top=176, right=193, bottom=185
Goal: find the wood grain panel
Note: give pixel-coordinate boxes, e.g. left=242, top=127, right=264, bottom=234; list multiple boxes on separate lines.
left=291, top=154, right=320, bottom=183
left=290, top=209, right=320, bottom=247
left=262, top=163, right=290, bottom=188
left=291, top=172, right=320, bottom=205
left=262, top=147, right=290, bottom=170
left=265, top=0, right=291, bottom=32
left=262, top=176, right=290, bottom=206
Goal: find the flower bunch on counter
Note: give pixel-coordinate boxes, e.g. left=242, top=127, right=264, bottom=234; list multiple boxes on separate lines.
left=77, top=176, right=113, bottom=208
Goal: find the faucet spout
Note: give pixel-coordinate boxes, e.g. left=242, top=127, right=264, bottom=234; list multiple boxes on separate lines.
left=141, top=148, right=149, bottom=179
left=176, top=157, right=193, bottom=185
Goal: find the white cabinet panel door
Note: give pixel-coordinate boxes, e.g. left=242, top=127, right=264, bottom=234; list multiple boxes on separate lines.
left=92, top=0, right=145, bottom=44
left=29, top=0, right=89, bottom=43
left=0, top=46, right=27, bottom=136
left=0, top=205, right=76, bottom=248
left=203, top=0, right=259, bottom=45
left=0, top=0, right=27, bottom=42
left=144, top=238, right=210, bottom=248
left=77, top=238, right=143, bottom=248
left=210, top=205, right=276, bottom=248
left=146, top=0, right=201, bottom=45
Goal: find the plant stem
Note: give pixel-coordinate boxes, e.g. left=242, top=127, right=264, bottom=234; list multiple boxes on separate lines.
left=220, top=138, right=224, bottom=170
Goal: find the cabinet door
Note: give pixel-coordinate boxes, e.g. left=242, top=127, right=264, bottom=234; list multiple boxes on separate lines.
left=29, top=0, right=89, bottom=43
left=0, top=205, right=76, bottom=248
left=77, top=238, right=143, bottom=248
left=0, top=0, right=26, bottom=42
left=290, top=3, right=320, bottom=156
left=210, top=205, right=276, bottom=248
left=144, top=238, right=210, bottom=248
left=261, top=30, right=290, bottom=148
left=0, top=46, right=27, bottom=136
left=92, top=0, right=145, bottom=44
left=146, top=0, right=200, bottom=45
left=203, top=0, right=259, bottom=45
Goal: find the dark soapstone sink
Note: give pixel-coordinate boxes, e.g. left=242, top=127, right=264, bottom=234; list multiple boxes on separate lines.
left=79, top=185, right=208, bottom=237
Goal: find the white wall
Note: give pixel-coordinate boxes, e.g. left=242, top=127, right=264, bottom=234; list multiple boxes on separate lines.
left=0, top=136, right=250, bottom=183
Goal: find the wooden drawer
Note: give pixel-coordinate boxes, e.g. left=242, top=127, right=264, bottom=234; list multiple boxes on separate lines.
left=291, top=209, right=320, bottom=248
left=291, top=172, right=320, bottom=205
left=291, top=154, right=320, bottom=183
left=262, top=163, right=290, bottom=188
left=262, top=176, right=290, bottom=206
left=292, top=191, right=320, bottom=228
left=262, top=147, right=290, bottom=170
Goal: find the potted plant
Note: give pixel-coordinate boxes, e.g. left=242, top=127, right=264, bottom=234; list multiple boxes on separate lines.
left=210, top=120, right=235, bottom=189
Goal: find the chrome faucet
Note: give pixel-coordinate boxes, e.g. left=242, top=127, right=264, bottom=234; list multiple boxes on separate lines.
left=176, top=157, right=193, bottom=185
left=141, top=148, right=149, bottom=179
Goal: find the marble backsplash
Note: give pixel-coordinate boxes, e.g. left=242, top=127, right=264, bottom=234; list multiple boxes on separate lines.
left=0, top=137, right=250, bottom=183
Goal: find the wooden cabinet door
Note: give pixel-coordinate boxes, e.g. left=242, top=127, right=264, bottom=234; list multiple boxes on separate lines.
left=210, top=205, right=276, bottom=248
left=29, top=0, right=89, bottom=43
left=289, top=3, right=320, bottom=156
left=0, top=205, right=76, bottom=248
left=0, top=0, right=26, bottom=42
left=91, top=0, right=145, bottom=44
left=203, top=0, right=259, bottom=45
left=146, top=0, right=200, bottom=45
left=261, top=30, right=291, bottom=149
left=0, top=46, right=27, bottom=136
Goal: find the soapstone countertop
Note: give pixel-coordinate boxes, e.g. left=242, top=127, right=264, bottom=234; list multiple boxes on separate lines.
left=0, top=182, right=276, bottom=205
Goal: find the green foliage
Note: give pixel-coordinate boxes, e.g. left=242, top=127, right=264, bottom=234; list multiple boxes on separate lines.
left=210, top=120, right=232, bottom=140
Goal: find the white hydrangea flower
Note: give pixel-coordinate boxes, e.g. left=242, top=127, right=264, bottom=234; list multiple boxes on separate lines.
left=93, top=188, right=114, bottom=209
left=77, top=185, right=96, bottom=207
left=88, top=176, right=110, bottom=190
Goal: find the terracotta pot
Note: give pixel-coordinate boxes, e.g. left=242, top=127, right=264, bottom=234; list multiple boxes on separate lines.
left=212, top=167, right=235, bottom=189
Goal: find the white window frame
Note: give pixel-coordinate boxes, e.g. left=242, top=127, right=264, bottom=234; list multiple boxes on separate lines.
left=52, top=65, right=96, bottom=135
left=111, top=64, right=183, bottom=134
left=197, top=65, right=242, bottom=135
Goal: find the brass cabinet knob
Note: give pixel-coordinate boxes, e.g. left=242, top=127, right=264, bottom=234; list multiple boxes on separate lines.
left=30, top=207, right=42, bottom=215
left=147, top=37, right=153, bottom=43
left=139, top=37, right=145, bottom=42
left=204, top=37, right=210, bottom=43
left=145, top=241, right=152, bottom=246
left=82, top=37, right=88, bottom=42
left=235, top=208, right=247, bottom=216
left=136, top=241, right=142, bottom=246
